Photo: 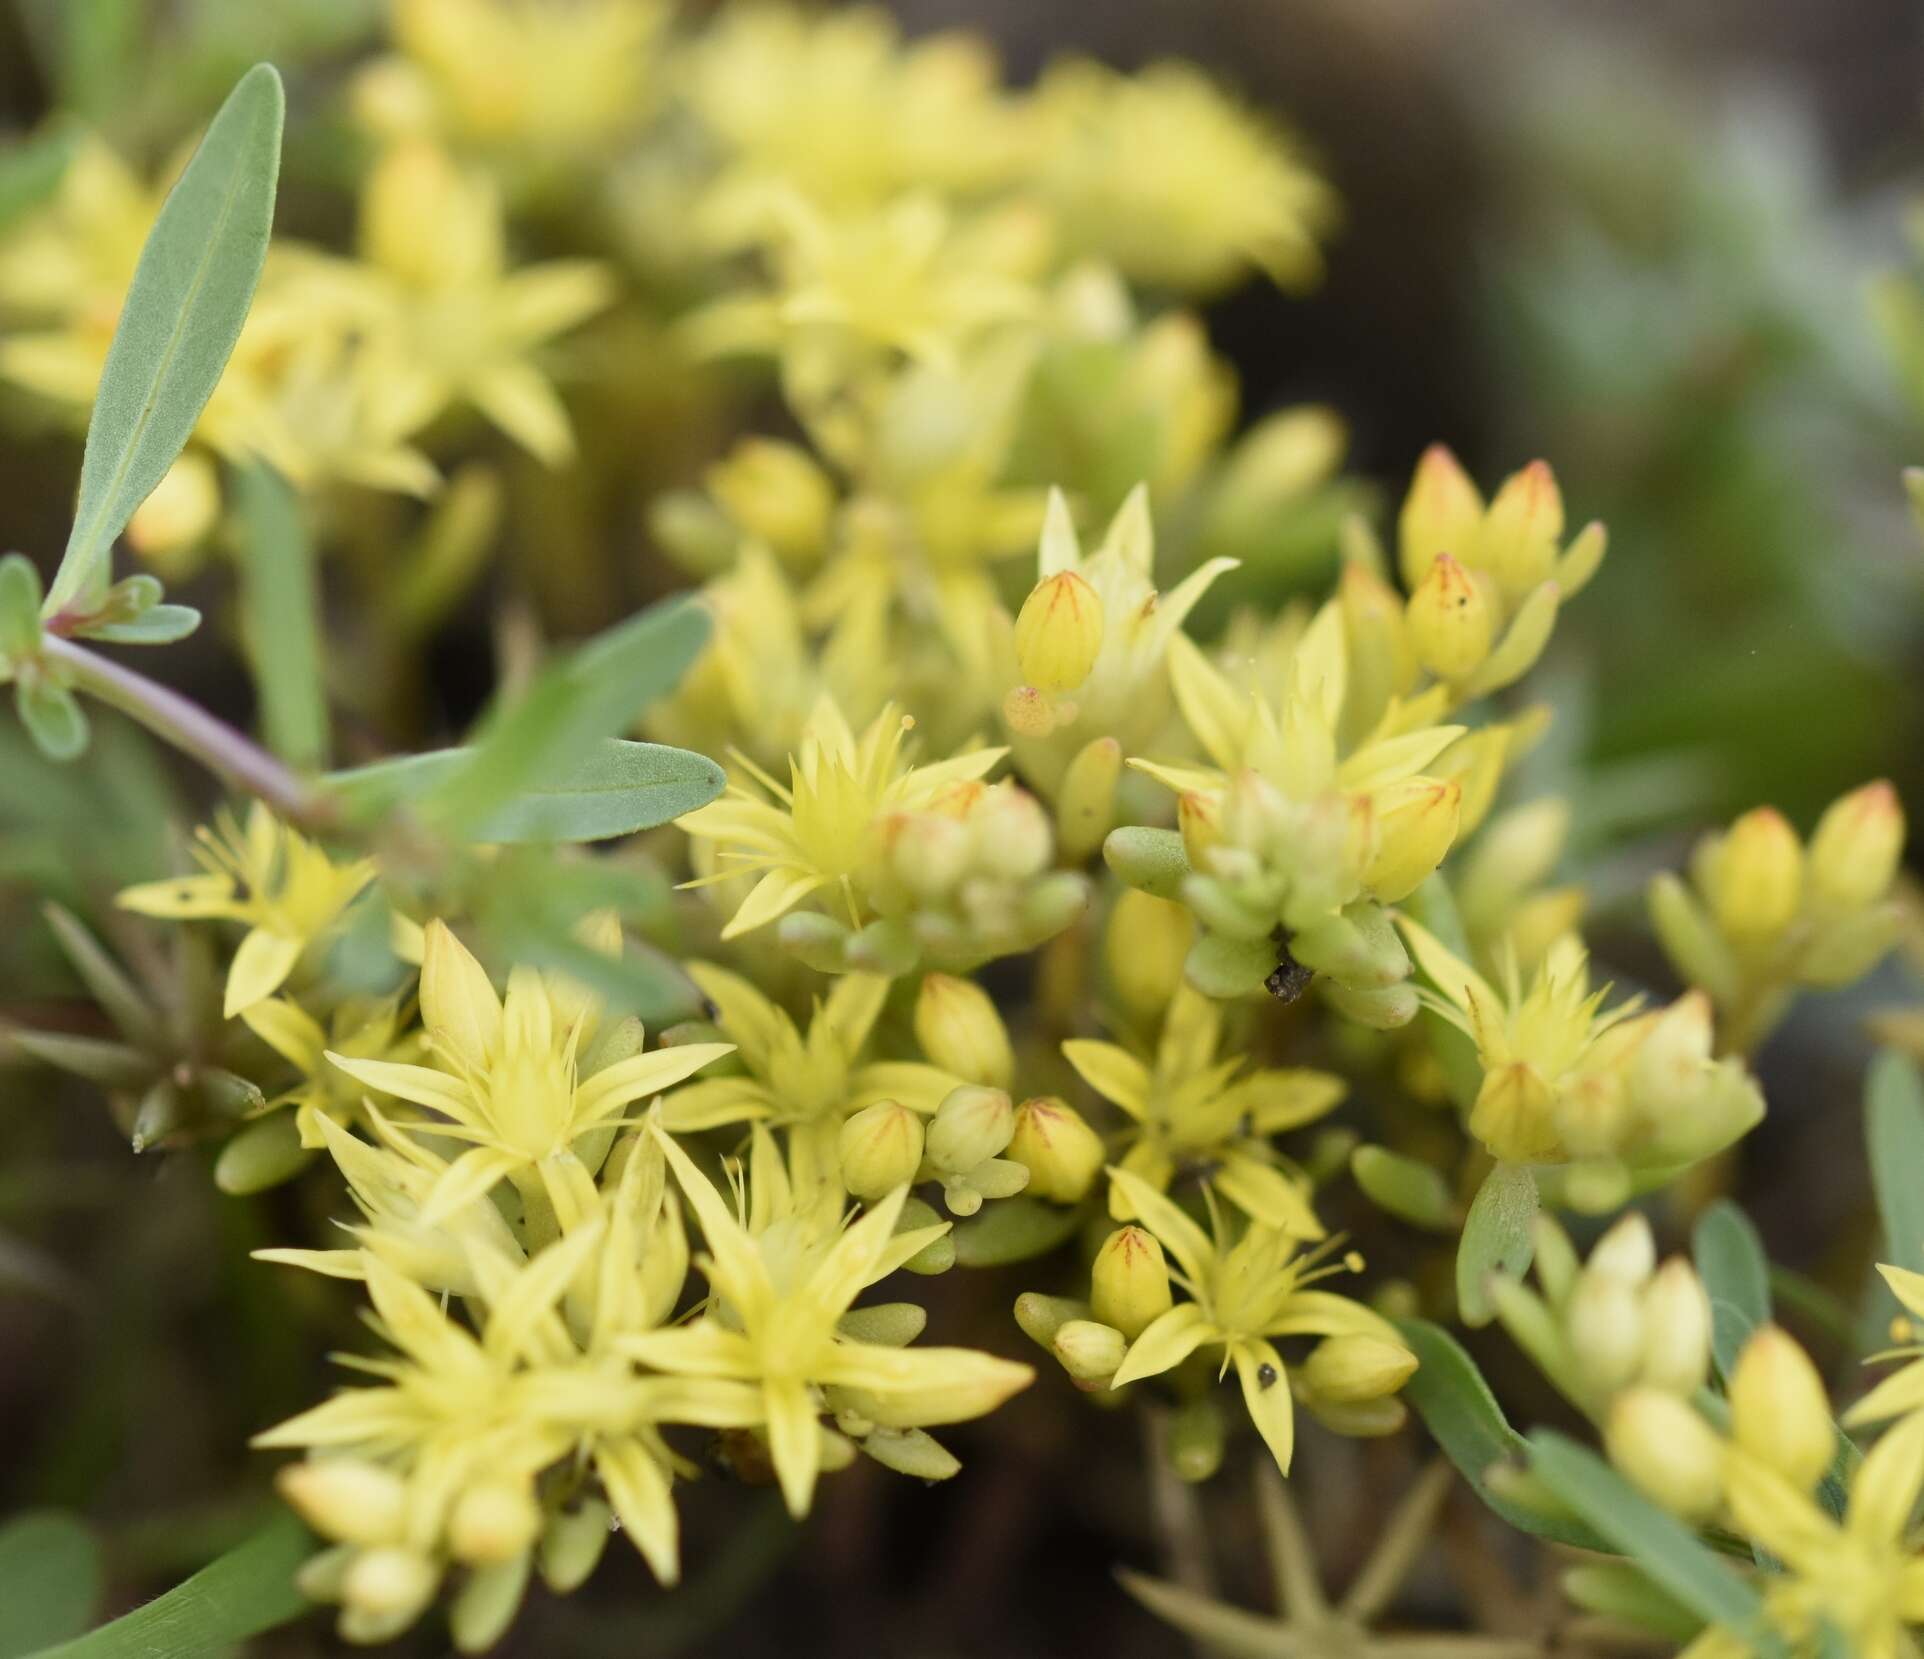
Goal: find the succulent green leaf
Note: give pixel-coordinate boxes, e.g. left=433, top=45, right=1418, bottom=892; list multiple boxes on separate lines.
left=1456, top=1161, right=1537, bottom=1327
left=17, top=680, right=90, bottom=763
left=1394, top=1317, right=1609, bottom=1551
left=1351, top=1144, right=1458, bottom=1232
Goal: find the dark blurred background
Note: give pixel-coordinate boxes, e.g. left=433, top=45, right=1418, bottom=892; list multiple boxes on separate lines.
left=4, top=1, right=1924, bottom=1653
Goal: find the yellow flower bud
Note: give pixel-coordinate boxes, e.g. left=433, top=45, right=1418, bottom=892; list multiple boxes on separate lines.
left=1476, top=460, right=1564, bottom=601
left=926, top=1085, right=1015, bottom=1175
left=1397, top=443, right=1483, bottom=588
left=882, top=807, right=969, bottom=901
left=1053, top=1318, right=1127, bottom=1384
left=1728, top=1325, right=1834, bottom=1490
left=1605, top=1388, right=1724, bottom=1521
left=449, top=1479, right=542, bottom=1565
left=1090, top=1225, right=1173, bottom=1339
left=1639, top=1259, right=1713, bottom=1395
left=1807, top=780, right=1904, bottom=911
left=915, top=975, right=1014, bottom=1088
left=838, top=1101, right=926, bottom=1200
left=277, top=1459, right=408, bottom=1546
left=1703, top=807, right=1804, bottom=946
left=1628, top=992, right=1715, bottom=1119
left=1468, top=1062, right=1560, bottom=1164
left=1566, top=1271, right=1647, bottom=1399
left=1007, top=1097, right=1104, bottom=1202
left=1058, top=737, right=1122, bottom=863
left=1014, top=570, right=1103, bottom=695
left=342, top=1546, right=440, bottom=1620
left=970, top=785, right=1053, bottom=880
left=704, top=438, right=834, bottom=566
left=1105, top=890, right=1194, bottom=1022
left=1406, top=553, right=1494, bottom=681
left=1589, top=1213, right=1658, bottom=1285
left=1301, top=1334, right=1418, bottom=1403
left=1364, top=779, right=1463, bottom=903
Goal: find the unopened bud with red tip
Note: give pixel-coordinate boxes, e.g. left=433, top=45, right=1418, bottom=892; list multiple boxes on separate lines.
left=1808, top=780, right=1905, bottom=911
left=1015, top=570, right=1104, bottom=694
left=1477, top=460, right=1564, bottom=601
left=1703, top=807, right=1803, bottom=946
left=1091, top=1224, right=1173, bottom=1339
left=1407, top=553, right=1494, bottom=681
left=1007, top=1097, right=1104, bottom=1201
left=1364, top=780, right=1463, bottom=903
left=1397, top=444, right=1483, bottom=588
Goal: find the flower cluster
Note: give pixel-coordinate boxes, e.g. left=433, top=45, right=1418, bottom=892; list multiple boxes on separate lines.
left=8, top=7, right=1923, bottom=1657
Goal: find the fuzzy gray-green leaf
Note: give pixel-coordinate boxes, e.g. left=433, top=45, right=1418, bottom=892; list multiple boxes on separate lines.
left=46, top=64, right=283, bottom=616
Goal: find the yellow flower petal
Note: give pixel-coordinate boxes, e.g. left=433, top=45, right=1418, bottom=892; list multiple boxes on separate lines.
left=1062, top=1039, right=1151, bottom=1119
left=573, top=1043, right=735, bottom=1131
left=1112, top=1302, right=1214, bottom=1388
left=326, top=1052, right=475, bottom=1119
left=225, top=928, right=305, bottom=1018
left=421, top=919, right=502, bottom=1070
left=762, top=1378, right=822, bottom=1518
left=595, top=1438, right=680, bottom=1586
left=117, top=873, right=243, bottom=919
left=1233, top=1338, right=1295, bottom=1473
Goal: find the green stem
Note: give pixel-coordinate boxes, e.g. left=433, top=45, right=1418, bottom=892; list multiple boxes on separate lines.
left=41, top=635, right=332, bottom=831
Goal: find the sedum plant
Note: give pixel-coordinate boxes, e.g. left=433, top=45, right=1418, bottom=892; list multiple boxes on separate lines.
left=1, top=7, right=1923, bottom=1658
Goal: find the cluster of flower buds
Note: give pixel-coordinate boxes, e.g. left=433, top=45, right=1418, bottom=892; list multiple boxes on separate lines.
left=779, top=777, right=1090, bottom=975
left=1604, top=1321, right=1833, bottom=1527
left=1015, top=1222, right=1175, bottom=1391
left=279, top=1457, right=592, bottom=1650
left=1589, top=1312, right=1924, bottom=1658
left=1101, top=568, right=1518, bottom=1018
left=1489, top=1213, right=1713, bottom=1421
left=1651, top=781, right=1907, bottom=1054
left=998, top=488, right=1236, bottom=806
left=1392, top=447, right=1605, bottom=704
left=1399, top=919, right=1764, bottom=1203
